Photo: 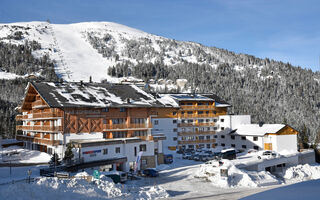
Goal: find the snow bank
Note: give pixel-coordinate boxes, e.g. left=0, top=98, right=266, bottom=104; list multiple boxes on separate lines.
left=0, top=175, right=169, bottom=200
left=283, top=164, right=320, bottom=181
left=195, top=160, right=280, bottom=188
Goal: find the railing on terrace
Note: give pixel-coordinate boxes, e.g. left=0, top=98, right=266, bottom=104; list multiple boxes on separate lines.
left=180, top=105, right=216, bottom=110
left=16, top=125, right=63, bottom=132
left=178, top=139, right=216, bottom=144
left=16, top=112, right=63, bottom=120
left=178, top=131, right=216, bottom=136
left=16, top=135, right=60, bottom=146
left=178, top=122, right=215, bottom=127
left=179, top=113, right=217, bottom=118
left=103, top=123, right=152, bottom=130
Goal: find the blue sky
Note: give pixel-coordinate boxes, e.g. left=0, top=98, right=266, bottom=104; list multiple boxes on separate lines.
left=1, top=0, right=319, bottom=71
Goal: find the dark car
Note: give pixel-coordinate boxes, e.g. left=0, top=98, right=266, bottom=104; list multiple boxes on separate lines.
left=221, top=149, right=237, bottom=160
left=142, top=168, right=159, bottom=177
left=164, top=154, right=173, bottom=164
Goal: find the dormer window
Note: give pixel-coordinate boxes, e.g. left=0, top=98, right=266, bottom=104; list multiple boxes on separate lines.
left=120, top=108, right=126, bottom=112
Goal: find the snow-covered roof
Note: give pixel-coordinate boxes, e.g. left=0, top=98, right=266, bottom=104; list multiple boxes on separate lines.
left=232, top=124, right=286, bottom=136
left=156, top=93, right=230, bottom=107
left=31, top=82, right=165, bottom=108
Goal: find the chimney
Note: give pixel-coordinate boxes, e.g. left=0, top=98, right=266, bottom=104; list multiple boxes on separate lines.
left=89, top=76, right=92, bottom=83
left=80, top=80, right=83, bottom=86
left=259, top=122, right=264, bottom=127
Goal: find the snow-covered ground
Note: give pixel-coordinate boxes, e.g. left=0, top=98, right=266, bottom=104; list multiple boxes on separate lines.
left=0, top=146, right=51, bottom=164
left=0, top=171, right=169, bottom=200
left=1, top=148, right=320, bottom=199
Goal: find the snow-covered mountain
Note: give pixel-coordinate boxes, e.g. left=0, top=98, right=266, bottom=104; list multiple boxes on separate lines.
left=0, top=21, right=268, bottom=82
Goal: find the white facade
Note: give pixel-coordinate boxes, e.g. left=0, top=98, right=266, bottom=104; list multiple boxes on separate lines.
left=215, top=115, right=298, bottom=153
left=151, top=118, right=177, bottom=154
left=73, top=139, right=162, bottom=172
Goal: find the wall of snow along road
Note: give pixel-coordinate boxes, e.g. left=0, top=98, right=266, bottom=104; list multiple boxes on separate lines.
left=0, top=172, right=169, bottom=200
left=194, top=160, right=320, bottom=188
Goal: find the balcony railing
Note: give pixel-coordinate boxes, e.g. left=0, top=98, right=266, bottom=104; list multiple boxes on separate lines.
left=178, top=122, right=215, bottom=127
left=103, top=123, right=152, bottom=130
left=32, top=100, right=48, bottom=108
left=179, top=113, right=217, bottom=118
left=16, top=125, right=63, bottom=132
left=178, top=131, right=216, bottom=136
left=180, top=105, right=215, bottom=110
left=16, top=112, right=63, bottom=121
left=16, top=135, right=60, bottom=146
left=178, top=139, right=216, bottom=145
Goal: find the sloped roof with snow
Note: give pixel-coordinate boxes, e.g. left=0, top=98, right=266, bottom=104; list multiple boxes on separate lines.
left=232, top=124, right=286, bottom=136
left=31, top=82, right=165, bottom=108
left=156, top=93, right=231, bottom=107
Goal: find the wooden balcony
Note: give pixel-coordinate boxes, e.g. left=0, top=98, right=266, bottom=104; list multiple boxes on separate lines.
left=32, top=100, right=48, bottom=109
left=16, top=111, right=63, bottom=121
left=178, top=122, right=215, bottom=127
left=180, top=105, right=215, bottom=110
left=137, top=135, right=154, bottom=141
left=179, top=113, right=217, bottom=118
left=103, top=123, right=152, bottom=131
left=178, top=131, right=216, bottom=136
left=178, top=139, right=216, bottom=145
left=16, top=125, right=63, bottom=132
left=16, top=135, right=60, bottom=146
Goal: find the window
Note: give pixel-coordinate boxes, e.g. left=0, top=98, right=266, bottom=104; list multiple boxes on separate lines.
left=131, top=118, right=145, bottom=124
left=103, top=148, right=108, bottom=155
left=113, top=131, right=127, bottom=138
left=253, top=137, right=258, bottom=141
left=231, top=144, right=235, bottom=148
left=187, top=119, right=193, bottom=123
left=220, top=119, right=224, bottom=122
left=241, top=136, right=246, bottom=140
left=115, top=147, right=120, bottom=153
left=221, top=143, right=225, bottom=147
left=134, top=147, right=137, bottom=156
left=242, top=145, right=247, bottom=149
left=187, top=111, right=193, bottom=114
left=198, top=119, right=204, bottom=123
left=221, top=135, right=225, bottom=139
left=206, top=111, right=209, bottom=114
left=173, top=120, right=177, bottom=124
left=206, top=144, right=211, bottom=148
left=181, top=111, right=185, bottom=114
left=213, top=111, right=217, bottom=114
left=141, top=159, right=147, bottom=166
left=112, top=118, right=125, bottom=124
left=173, top=112, right=177, bottom=115
left=103, top=107, right=109, bottom=112
left=231, top=135, right=235, bottom=140
left=213, top=118, right=218, bottom=122
left=214, top=143, right=218, bottom=146
left=134, top=130, right=147, bottom=137
left=214, top=127, right=218, bottom=130
left=198, top=111, right=203, bottom=114
left=206, top=135, right=210, bottom=140
left=187, top=103, right=192, bottom=105
left=253, top=146, right=259, bottom=150
left=154, top=120, right=159, bottom=125
left=199, top=136, right=204, bottom=140
left=214, top=135, right=217, bottom=138
left=206, top=119, right=210, bottom=122
left=140, top=144, right=147, bottom=152
left=120, top=107, right=126, bottom=112
left=173, top=128, right=178, bottom=132
left=221, top=127, right=225, bottom=130
left=173, top=137, right=177, bottom=141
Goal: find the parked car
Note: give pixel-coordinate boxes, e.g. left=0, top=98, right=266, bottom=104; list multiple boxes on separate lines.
left=164, top=154, right=173, bottom=164
left=142, top=168, right=159, bottom=177
left=102, top=171, right=127, bottom=183
left=193, top=154, right=201, bottom=161
left=258, top=150, right=278, bottom=159
left=220, top=149, right=237, bottom=160
left=182, top=153, right=192, bottom=159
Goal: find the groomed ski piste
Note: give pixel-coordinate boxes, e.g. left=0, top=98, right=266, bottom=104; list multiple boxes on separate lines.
left=1, top=145, right=320, bottom=199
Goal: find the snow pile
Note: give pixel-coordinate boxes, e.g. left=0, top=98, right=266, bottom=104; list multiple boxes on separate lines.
left=195, top=160, right=279, bottom=188
left=283, top=164, right=320, bottom=181
left=0, top=173, right=169, bottom=200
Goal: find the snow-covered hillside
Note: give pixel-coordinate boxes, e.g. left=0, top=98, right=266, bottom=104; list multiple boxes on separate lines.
left=0, top=21, right=248, bottom=82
